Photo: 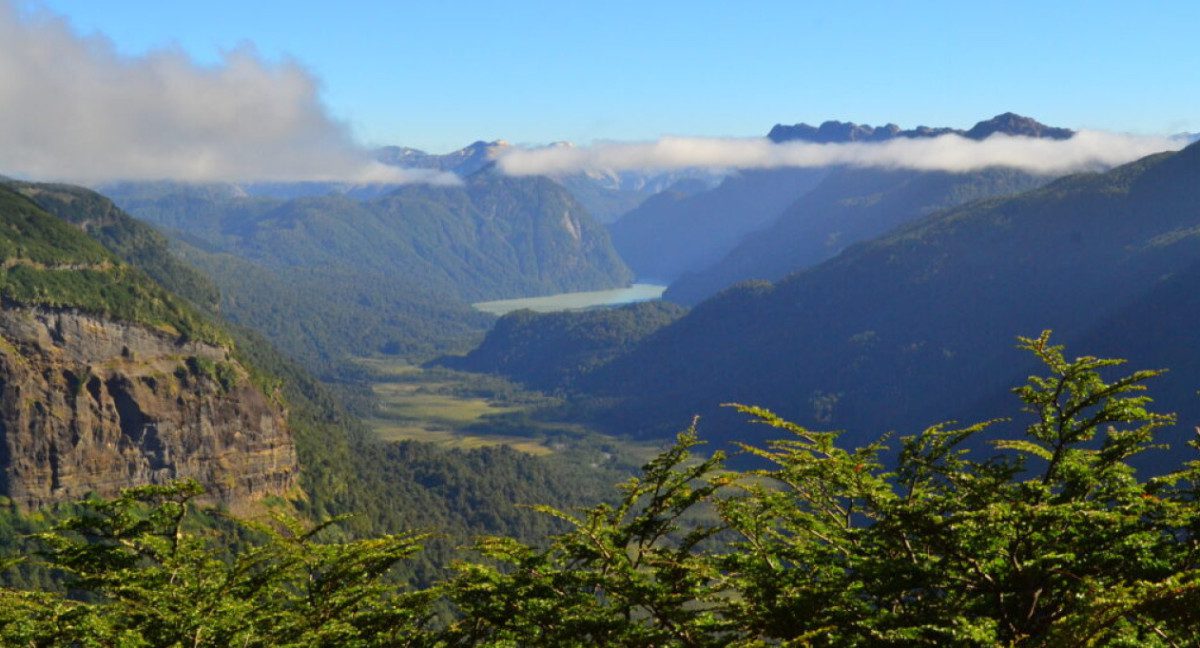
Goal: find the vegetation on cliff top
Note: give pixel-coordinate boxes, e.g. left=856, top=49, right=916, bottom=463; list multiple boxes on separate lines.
left=0, top=185, right=228, bottom=346
left=8, top=181, right=222, bottom=311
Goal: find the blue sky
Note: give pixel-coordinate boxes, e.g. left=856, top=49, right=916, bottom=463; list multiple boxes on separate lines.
left=24, top=0, right=1200, bottom=153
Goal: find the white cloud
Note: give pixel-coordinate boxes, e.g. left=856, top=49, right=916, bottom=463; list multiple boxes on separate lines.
left=0, top=3, right=458, bottom=185
left=496, top=131, right=1186, bottom=177
left=0, top=2, right=1183, bottom=186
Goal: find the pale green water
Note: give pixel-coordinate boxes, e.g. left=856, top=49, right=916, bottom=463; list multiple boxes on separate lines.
left=473, top=283, right=667, bottom=316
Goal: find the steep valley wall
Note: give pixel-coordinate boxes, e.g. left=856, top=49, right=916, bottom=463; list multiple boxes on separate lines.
left=0, top=305, right=297, bottom=510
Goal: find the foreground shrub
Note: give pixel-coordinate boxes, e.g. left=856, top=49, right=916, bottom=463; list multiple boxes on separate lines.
left=5, top=332, right=1200, bottom=646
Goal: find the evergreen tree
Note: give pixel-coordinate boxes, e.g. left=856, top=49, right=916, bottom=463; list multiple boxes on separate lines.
left=5, top=332, right=1200, bottom=646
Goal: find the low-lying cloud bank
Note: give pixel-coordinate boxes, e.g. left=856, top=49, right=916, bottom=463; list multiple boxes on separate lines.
left=497, top=131, right=1186, bottom=177
left=0, top=3, right=457, bottom=185
left=0, top=2, right=1186, bottom=186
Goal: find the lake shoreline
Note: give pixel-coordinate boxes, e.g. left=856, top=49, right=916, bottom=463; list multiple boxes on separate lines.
left=472, top=283, right=667, bottom=316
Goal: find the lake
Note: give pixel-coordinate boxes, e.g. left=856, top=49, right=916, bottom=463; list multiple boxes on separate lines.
left=473, top=283, right=667, bottom=316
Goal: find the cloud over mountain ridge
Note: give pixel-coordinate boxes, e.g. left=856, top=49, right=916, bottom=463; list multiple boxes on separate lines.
left=0, top=2, right=1184, bottom=185
left=496, top=129, right=1184, bottom=177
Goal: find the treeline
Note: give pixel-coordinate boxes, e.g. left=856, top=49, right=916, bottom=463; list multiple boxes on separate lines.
left=5, top=333, right=1200, bottom=646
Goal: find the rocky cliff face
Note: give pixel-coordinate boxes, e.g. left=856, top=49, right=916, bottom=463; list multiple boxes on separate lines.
left=0, top=305, right=297, bottom=510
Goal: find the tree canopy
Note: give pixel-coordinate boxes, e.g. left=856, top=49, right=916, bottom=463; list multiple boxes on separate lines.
left=4, top=332, right=1200, bottom=646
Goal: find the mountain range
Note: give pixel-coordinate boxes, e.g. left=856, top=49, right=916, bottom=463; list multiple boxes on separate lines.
left=446, top=139, right=1200, bottom=477
left=4, top=106, right=1200, bottom=612
left=376, top=140, right=726, bottom=223
left=608, top=168, right=829, bottom=282
left=767, top=111, right=1075, bottom=143
left=584, top=141, right=1200, bottom=462
left=6, top=109, right=1191, bottom=506
left=664, top=165, right=1050, bottom=304
left=103, top=173, right=632, bottom=375
left=608, top=114, right=1072, bottom=290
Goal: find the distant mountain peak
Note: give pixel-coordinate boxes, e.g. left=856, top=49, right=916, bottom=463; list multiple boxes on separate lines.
left=374, top=140, right=508, bottom=176
left=766, top=120, right=908, bottom=144
left=964, top=112, right=1073, bottom=141
left=465, top=139, right=508, bottom=152
left=768, top=113, right=1073, bottom=144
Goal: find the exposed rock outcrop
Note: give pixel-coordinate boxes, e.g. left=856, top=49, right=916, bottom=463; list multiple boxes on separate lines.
left=768, top=112, right=1074, bottom=144
left=0, top=305, right=297, bottom=510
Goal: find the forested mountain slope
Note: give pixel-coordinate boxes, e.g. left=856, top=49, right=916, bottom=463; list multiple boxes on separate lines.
left=0, top=181, right=635, bottom=584
left=665, top=166, right=1050, bottom=304
left=663, top=114, right=1075, bottom=303
left=582, top=141, right=1200, bottom=462
left=0, top=185, right=298, bottom=508
left=106, top=173, right=632, bottom=373
left=608, top=168, right=827, bottom=281
left=436, top=300, right=687, bottom=392
left=115, top=173, right=630, bottom=301
left=5, top=180, right=222, bottom=310
left=611, top=114, right=1070, bottom=286
left=377, top=140, right=727, bottom=224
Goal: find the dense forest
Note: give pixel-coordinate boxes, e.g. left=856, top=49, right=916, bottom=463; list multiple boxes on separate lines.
left=0, top=184, right=638, bottom=586
left=435, top=300, right=686, bottom=392
left=608, top=167, right=827, bottom=281
left=558, top=141, right=1200, bottom=465
left=0, top=185, right=228, bottom=346
left=664, top=166, right=1050, bottom=305
left=4, top=333, right=1200, bottom=645
left=102, top=173, right=633, bottom=377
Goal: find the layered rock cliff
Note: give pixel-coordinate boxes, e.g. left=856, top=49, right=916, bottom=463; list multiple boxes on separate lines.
left=0, top=184, right=300, bottom=510
left=0, top=305, right=297, bottom=510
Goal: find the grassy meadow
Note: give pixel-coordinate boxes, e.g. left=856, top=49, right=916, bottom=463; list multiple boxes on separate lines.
left=350, top=355, right=666, bottom=470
